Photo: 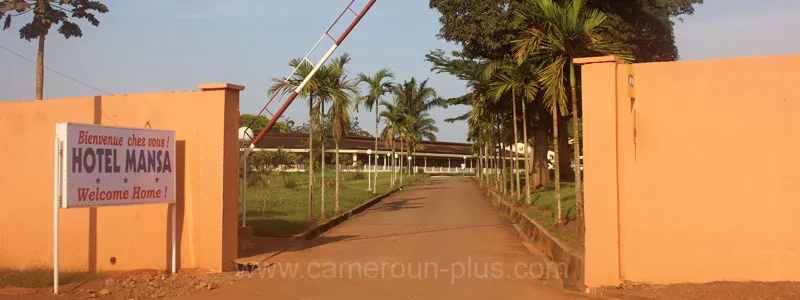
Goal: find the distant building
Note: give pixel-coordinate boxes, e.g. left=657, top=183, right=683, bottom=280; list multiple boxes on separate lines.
left=252, top=133, right=478, bottom=172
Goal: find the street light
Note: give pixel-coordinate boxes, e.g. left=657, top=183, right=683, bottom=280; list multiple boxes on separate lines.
left=408, top=155, right=413, bottom=176
left=367, top=149, right=372, bottom=191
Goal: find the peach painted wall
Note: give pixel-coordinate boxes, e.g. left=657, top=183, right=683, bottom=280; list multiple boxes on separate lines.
left=581, top=54, right=800, bottom=288
left=0, top=83, right=242, bottom=272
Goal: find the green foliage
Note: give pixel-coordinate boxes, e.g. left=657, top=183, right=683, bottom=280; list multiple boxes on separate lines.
left=283, top=175, right=298, bottom=189
left=513, top=0, right=630, bottom=115
left=352, top=161, right=366, bottom=180
left=321, top=53, right=360, bottom=143
left=357, top=68, right=395, bottom=112
left=385, top=78, right=441, bottom=153
left=241, top=114, right=289, bottom=135
left=428, top=0, right=520, bottom=59
left=292, top=115, right=372, bottom=137
left=243, top=171, right=425, bottom=237
left=429, top=0, right=702, bottom=62
left=351, top=171, right=366, bottom=180
left=1, top=0, right=109, bottom=40
left=247, top=148, right=298, bottom=175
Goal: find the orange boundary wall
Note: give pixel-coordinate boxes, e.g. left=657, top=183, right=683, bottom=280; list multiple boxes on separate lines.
left=0, top=83, right=242, bottom=272
left=580, top=54, right=800, bottom=288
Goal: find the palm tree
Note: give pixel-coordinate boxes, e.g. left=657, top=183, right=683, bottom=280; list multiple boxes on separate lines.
left=394, top=78, right=440, bottom=121
left=321, top=54, right=360, bottom=215
left=467, top=100, right=492, bottom=183
left=393, top=77, right=440, bottom=177
left=489, top=59, right=540, bottom=204
left=269, top=57, right=325, bottom=223
left=380, top=96, right=409, bottom=187
left=357, top=69, right=395, bottom=194
left=513, top=0, right=632, bottom=225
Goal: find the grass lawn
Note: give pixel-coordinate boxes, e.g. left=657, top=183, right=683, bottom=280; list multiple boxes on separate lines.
left=523, top=182, right=581, bottom=251
left=241, top=170, right=425, bottom=237
left=0, top=268, right=102, bottom=288
left=491, top=178, right=582, bottom=252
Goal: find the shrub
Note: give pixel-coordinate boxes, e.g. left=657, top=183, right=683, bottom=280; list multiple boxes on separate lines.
left=352, top=171, right=366, bottom=180
left=283, top=176, right=298, bottom=189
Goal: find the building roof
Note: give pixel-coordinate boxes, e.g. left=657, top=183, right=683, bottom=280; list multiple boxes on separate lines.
left=255, top=133, right=473, bottom=155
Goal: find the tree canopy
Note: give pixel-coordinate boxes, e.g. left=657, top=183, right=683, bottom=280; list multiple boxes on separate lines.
left=241, top=114, right=289, bottom=135
left=429, top=0, right=702, bottom=62
left=1, top=0, right=108, bottom=40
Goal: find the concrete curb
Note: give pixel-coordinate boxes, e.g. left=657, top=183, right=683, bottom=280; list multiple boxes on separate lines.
left=475, top=178, right=586, bottom=293
left=292, top=177, right=426, bottom=241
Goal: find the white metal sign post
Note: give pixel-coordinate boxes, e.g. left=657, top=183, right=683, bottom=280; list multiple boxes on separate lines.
left=53, top=123, right=177, bottom=294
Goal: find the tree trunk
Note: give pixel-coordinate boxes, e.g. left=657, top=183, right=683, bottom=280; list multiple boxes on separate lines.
left=532, top=125, right=550, bottom=189
left=489, top=142, right=493, bottom=186
left=335, top=139, right=340, bottom=215
left=552, top=103, right=562, bottom=224
left=307, top=98, right=315, bottom=223
left=391, top=139, right=395, bottom=188
left=571, top=86, right=584, bottom=240
left=320, top=101, right=326, bottom=219
left=512, top=93, right=521, bottom=199
left=35, top=0, right=45, bottom=101
left=374, top=108, right=379, bottom=194
left=558, top=114, right=573, bottom=181
left=532, top=105, right=551, bottom=189
left=501, top=141, right=507, bottom=195
left=484, top=143, right=488, bottom=182
left=399, top=138, right=404, bottom=185
left=492, top=114, right=496, bottom=192
left=476, top=145, right=481, bottom=179
left=522, top=100, right=531, bottom=204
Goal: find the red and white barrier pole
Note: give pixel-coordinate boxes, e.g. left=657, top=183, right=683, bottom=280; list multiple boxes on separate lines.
left=240, top=0, right=377, bottom=165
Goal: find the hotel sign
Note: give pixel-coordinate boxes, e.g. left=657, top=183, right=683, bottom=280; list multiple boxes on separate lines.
left=55, top=123, right=176, bottom=208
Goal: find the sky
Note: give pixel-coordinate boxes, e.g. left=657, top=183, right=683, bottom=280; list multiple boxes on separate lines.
left=2, top=0, right=800, bottom=142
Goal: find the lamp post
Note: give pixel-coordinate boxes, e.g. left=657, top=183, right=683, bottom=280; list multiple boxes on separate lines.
left=395, top=153, right=400, bottom=183
left=238, top=127, right=254, bottom=227
left=367, top=149, right=372, bottom=191
left=408, top=155, right=412, bottom=176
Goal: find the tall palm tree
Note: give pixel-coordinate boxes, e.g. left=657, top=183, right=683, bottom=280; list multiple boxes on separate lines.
left=403, top=108, right=439, bottom=176
left=489, top=59, right=540, bottom=204
left=394, top=78, right=440, bottom=121
left=393, top=77, right=440, bottom=177
left=269, top=57, right=324, bottom=223
left=467, top=100, right=492, bottom=183
left=379, top=96, right=406, bottom=188
left=513, top=0, right=632, bottom=225
left=322, top=54, right=360, bottom=215
left=357, top=69, right=395, bottom=194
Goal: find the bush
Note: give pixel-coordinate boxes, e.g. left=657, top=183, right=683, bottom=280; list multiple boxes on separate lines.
left=352, top=171, right=366, bottom=180
left=417, top=168, right=425, bottom=174
left=283, top=176, right=298, bottom=189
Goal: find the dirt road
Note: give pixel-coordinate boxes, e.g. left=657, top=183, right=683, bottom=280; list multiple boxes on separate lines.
left=176, top=177, right=596, bottom=300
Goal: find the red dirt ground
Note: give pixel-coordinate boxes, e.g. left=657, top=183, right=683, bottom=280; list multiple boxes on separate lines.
left=4, top=177, right=799, bottom=299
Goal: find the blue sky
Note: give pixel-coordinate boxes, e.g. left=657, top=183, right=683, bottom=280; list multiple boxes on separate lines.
left=2, top=0, right=799, bottom=142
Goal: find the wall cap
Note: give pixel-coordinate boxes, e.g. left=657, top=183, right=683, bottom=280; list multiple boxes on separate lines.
left=574, top=56, right=625, bottom=65
left=198, top=83, right=246, bottom=92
